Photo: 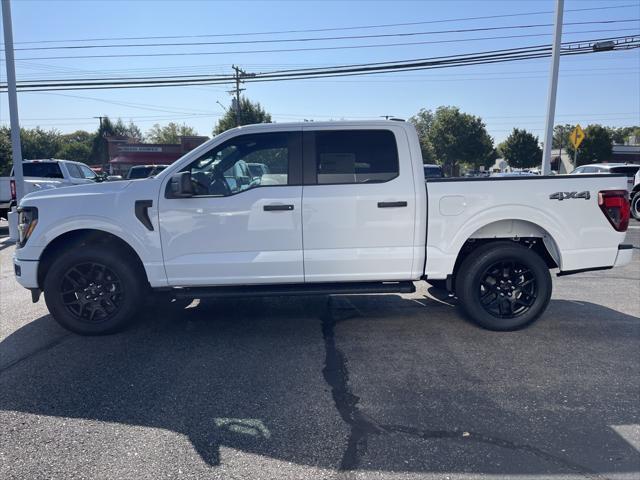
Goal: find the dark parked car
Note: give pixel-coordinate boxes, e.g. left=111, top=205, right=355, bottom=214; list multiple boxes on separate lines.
left=423, top=164, right=443, bottom=179
left=126, top=165, right=168, bottom=179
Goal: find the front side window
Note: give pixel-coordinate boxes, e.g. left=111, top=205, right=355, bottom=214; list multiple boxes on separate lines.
left=314, top=130, right=399, bottom=185
left=66, top=163, right=83, bottom=179
left=182, top=132, right=292, bottom=196
left=79, top=164, right=97, bottom=180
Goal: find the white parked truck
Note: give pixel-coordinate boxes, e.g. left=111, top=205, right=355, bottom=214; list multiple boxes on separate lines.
left=13, top=121, right=633, bottom=334
left=1, top=159, right=100, bottom=219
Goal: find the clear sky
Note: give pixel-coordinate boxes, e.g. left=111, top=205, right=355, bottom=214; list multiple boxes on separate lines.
left=1, top=0, right=639, bottom=143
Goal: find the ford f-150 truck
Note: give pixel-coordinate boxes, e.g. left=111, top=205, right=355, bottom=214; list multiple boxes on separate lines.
left=13, top=121, right=632, bottom=335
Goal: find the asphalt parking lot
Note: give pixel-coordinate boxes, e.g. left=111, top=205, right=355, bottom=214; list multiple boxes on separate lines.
left=0, top=222, right=639, bottom=480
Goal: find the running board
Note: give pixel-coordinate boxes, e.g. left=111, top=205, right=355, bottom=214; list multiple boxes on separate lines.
left=172, top=281, right=416, bottom=299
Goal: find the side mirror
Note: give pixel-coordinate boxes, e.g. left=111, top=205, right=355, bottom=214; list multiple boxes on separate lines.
left=169, top=171, right=194, bottom=198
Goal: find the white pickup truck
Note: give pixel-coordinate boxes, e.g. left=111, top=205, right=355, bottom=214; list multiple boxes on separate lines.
left=13, top=121, right=632, bottom=335
left=1, top=159, right=99, bottom=219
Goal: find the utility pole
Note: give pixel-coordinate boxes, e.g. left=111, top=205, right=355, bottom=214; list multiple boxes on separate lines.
left=541, top=0, right=564, bottom=175
left=2, top=0, right=24, bottom=203
left=230, top=65, right=246, bottom=127
left=93, top=116, right=107, bottom=174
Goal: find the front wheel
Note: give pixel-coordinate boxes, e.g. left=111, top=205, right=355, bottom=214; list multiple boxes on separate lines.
left=455, top=242, right=552, bottom=331
left=631, top=192, right=640, bottom=221
left=43, top=246, right=144, bottom=335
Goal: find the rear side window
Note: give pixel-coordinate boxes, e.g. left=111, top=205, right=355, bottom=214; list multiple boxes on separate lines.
left=22, top=162, right=63, bottom=178
left=610, top=166, right=640, bottom=178
left=314, top=130, right=399, bottom=184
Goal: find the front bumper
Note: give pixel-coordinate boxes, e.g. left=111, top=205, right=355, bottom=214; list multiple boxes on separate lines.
left=614, top=243, right=633, bottom=268
left=13, top=257, right=39, bottom=289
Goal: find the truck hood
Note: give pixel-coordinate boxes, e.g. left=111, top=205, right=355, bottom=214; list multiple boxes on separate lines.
left=20, top=180, right=133, bottom=206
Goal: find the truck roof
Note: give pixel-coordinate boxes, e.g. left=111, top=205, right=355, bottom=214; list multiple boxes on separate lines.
left=224, top=119, right=408, bottom=132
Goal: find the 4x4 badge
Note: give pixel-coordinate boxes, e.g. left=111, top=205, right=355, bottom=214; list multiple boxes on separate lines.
left=549, top=191, right=590, bottom=201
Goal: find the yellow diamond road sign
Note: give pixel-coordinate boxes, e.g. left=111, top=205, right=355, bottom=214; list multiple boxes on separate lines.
left=569, top=124, right=585, bottom=149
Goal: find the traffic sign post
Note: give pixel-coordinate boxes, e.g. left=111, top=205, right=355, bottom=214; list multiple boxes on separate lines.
left=569, top=124, right=585, bottom=168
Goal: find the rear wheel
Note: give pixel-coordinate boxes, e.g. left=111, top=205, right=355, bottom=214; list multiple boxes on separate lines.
left=455, top=242, right=552, bottom=331
left=43, top=246, right=144, bottom=335
left=631, top=192, right=640, bottom=221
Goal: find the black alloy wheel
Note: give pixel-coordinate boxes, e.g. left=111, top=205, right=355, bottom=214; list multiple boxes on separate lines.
left=455, top=241, right=552, bottom=331
left=60, top=262, right=124, bottom=323
left=478, top=260, right=537, bottom=319
left=43, top=244, right=144, bottom=335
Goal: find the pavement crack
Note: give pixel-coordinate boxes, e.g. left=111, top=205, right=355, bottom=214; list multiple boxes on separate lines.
left=320, top=297, right=608, bottom=480
left=321, top=297, right=382, bottom=473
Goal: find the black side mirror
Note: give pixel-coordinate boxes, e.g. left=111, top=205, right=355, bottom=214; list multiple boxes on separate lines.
left=169, top=171, right=194, bottom=198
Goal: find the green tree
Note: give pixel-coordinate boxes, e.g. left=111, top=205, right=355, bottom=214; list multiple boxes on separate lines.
left=0, top=127, right=11, bottom=175
left=88, top=117, right=116, bottom=166
left=55, top=130, right=94, bottom=163
left=408, top=108, right=436, bottom=164
left=498, top=128, right=542, bottom=169
left=146, top=122, right=198, bottom=144
left=427, top=106, right=496, bottom=175
left=574, top=124, right=613, bottom=165
left=552, top=124, right=574, bottom=150
left=0, top=126, right=66, bottom=173
left=19, top=127, right=62, bottom=160
left=606, top=126, right=640, bottom=145
left=114, top=119, right=144, bottom=142
left=213, top=97, right=272, bottom=135
left=57, top=142, right=92, bottom=163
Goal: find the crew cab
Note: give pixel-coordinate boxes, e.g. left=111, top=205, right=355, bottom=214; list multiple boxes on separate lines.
left=13, top=121, right=632, bottom=335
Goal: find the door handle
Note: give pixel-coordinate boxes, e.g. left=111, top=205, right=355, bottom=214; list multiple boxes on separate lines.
left=264, top=204, right=294, bottom=211
left=377, top=201, right=407, bottom=208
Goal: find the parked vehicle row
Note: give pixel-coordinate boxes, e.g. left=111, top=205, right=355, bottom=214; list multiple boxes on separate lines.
left=13, top=121, right=632, bottom=336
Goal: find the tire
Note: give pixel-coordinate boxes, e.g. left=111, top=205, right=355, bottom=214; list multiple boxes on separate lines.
left=455, top=242, right=552, bottom=331
left=631, top=192, right=640, bottom=221
left=43, top=245, right=144, bottom=335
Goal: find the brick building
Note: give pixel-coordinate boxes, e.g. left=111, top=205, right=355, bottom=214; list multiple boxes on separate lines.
left=106, top=135, right=209, bottom=176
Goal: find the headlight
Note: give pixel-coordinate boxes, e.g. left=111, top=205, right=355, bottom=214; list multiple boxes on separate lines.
left=17, top=206, right=38, bottom=248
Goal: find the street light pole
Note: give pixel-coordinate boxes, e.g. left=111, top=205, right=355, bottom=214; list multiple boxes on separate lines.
left=2, top=0, right=24, bottom=202
left=541, top=0, right=564, bottom=175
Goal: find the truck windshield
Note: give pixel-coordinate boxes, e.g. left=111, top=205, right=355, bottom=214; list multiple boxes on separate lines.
left=128, top=167, right=154, bottom=179
left=22, top=162, right=64, bottom=179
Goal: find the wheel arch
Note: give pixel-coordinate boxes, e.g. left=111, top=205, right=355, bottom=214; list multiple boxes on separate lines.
left=466, top=219, right=561, bottom=268
left=38, top=229, right=150, bottom=288
left=443, top=219, right=561, bottom=291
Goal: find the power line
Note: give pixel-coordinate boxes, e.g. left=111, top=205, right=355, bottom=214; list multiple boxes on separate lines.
left=1, top=3, right=636, bottom=46
left=6, top=22, right=639, bottom=61
left=2, top=36, right=637, bottom=92
left=5, top=19, right=638, bottom=52
left=7, top=29, right=636, bottom=83
left=8, top=56, right=636, bottom=83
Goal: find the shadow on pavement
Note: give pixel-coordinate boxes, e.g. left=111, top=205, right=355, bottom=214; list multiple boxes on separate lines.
left=0, top=295, right=638, bottom=476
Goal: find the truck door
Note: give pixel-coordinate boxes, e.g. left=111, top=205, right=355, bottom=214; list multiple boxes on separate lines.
left=159, top=130, right=304, bottom=286
left=301, top=127, right=417, bottom=282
